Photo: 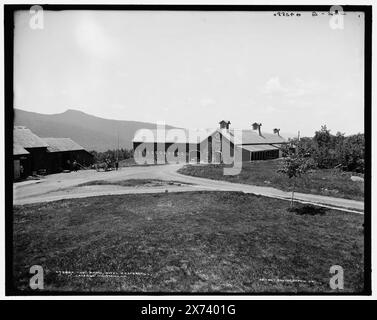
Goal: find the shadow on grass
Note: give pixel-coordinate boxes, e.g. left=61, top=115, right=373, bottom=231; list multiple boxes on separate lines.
left=288, top=204, right=327, bottom=216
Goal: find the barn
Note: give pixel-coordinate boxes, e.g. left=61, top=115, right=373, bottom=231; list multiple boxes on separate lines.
left=42, top=137, right=94, bottom=173
left=13, top=144, right=31, bottom=180
left=13, top=126, right=94, bottom=180
left=14, top=126, right=49, bottom=178
left=132, top=120, right=287, bottom=164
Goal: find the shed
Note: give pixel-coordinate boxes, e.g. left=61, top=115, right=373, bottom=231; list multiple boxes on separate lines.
left=41, top=137, right=94, bottom=173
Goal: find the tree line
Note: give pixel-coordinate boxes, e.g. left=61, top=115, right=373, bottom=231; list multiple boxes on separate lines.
left=89, top=148, right=134, bottom=163
left=283, top=125, right=365, bottom=173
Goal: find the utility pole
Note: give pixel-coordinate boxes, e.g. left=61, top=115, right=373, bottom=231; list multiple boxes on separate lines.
left=297, top=130, right=300, bottom=154
left=117, top=129, right=119, bottom=162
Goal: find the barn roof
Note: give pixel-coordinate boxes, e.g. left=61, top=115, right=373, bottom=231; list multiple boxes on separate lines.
left=240, top=144, right=279, bottom=152
left=13, top=144, right=30, bottom=155
left=133, top=128, right=287, bottom=145
left=227, top=129, right=286, bottom=145
left=14, top=126, right=49, bottom=148
left=133, top=128, right=217, bottom=144
left=42, top=137, right=85, bottom=153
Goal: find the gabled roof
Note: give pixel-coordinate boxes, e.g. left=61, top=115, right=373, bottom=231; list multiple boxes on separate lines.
left=14, top=126, right=49, bottom=148
left=133, top=127, right=287, bottom=145
left=42, top=137, right=85, bottom=153
left=14, top=144, right=30, bottom=156
left=133, top=128, right=218, bottom=144
left=227, top=129, right=286, bottom=145
left=240, top=144, right=279, bottom=152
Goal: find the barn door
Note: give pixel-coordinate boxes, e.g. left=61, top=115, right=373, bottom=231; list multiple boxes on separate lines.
left=189, top=150, right=200, bottom=163
left=214, top=151, right=222, bottom=163
left=14, top=160, right=20, bottom=180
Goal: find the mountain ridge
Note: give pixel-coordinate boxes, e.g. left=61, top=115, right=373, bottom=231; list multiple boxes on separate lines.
left=14, top=108, right=176, bottom=152
left=14, top=108, right=299, bottom=152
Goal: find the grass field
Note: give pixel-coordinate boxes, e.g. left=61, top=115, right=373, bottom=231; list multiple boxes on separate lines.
left=178, top=160, right=364, bottom=201
left=13, top=191, right=364, bottom=293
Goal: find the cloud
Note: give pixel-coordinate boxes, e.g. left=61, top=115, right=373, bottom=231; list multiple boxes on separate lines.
left=75, top=15, right=117, bottom=60
left=265, top=105, right=278, bottom=113
left=286, top=78, right=322, bottom=98
left=262, top=76, right=287, bottom=94
left=261, top=77, right=322, bottom=98
left=199, top=97, right=216, bottom=107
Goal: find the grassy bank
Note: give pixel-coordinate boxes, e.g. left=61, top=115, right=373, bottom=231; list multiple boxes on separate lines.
left=178, top=160, right=364, bottom=201
left=13, top=191, right=364, bottom=293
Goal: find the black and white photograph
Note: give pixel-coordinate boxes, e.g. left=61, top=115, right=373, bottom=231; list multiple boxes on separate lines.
left=3, top=4, right=371, bottom=298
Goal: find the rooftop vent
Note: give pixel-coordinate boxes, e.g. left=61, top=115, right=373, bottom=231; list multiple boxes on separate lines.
left=252, top=122, right=262, bottom=136
left=219, top=120, right=231, bottom=130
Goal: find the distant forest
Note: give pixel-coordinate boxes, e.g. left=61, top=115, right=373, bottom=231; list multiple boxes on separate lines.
left=90, top=148, right=134, bottom=163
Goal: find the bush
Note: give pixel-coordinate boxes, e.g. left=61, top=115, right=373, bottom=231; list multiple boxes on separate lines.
left=90, top=148, right=134, bottom=163
left=289, top=126, right=364, bottom=173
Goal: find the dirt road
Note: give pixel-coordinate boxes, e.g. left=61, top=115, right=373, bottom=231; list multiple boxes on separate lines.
left=13, top=164, right=364, bottom=213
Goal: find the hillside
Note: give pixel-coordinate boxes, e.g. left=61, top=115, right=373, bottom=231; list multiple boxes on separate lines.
left=14, top=108, right=175, bottom=152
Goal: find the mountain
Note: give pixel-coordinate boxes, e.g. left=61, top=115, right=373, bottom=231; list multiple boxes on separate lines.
left=14, top=108, right=298, bottom=151
left=14, top=108, right=176, bottom=152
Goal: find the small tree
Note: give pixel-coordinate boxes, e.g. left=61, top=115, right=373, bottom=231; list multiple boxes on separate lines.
left=278, top=152, right=314, bottom=209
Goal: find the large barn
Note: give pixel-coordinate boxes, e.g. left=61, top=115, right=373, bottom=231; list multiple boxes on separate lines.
left=13, top=126, right=93, bottom=179
left=133, top=120, right=287, bottom=164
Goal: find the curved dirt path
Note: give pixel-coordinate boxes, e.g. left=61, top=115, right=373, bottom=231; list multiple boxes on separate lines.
left=159, top=165, right=364, bottom=213
left=13, top=164, right=364, bottom=213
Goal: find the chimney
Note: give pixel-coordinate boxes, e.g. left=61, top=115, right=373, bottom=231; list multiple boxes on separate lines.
left=252, top=122, right=262, bottom=136
left=219, top=120, right=231, bottom=130
left=273, top=128, right=280, bottom=136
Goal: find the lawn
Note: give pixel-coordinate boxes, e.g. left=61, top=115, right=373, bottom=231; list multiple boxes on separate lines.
left=77, top=179, right=191, bottom=187
left=13, top=191, right=364, bottom=293
left=178, top=160, right=364, bottom=201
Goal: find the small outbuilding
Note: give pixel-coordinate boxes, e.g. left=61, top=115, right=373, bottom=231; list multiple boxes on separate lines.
left=42, top=137, right=94, bottom=173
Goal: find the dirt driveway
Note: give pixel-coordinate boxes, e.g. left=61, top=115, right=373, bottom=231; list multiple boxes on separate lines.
left=13, top=164, right=205, bottom=205
left=13, top=164, right=364, bottom=213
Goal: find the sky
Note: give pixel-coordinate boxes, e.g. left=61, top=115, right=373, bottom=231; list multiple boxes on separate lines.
left=14, top=10, right=365, bottom=136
